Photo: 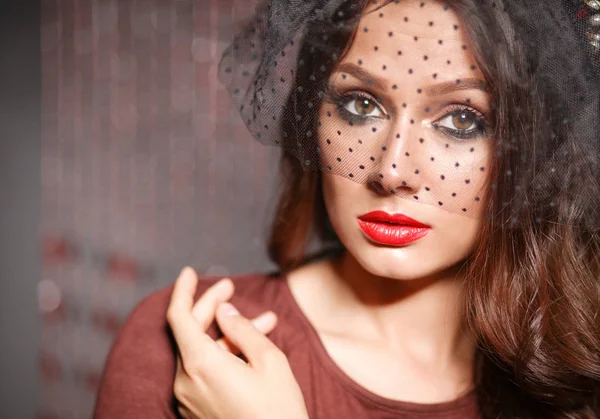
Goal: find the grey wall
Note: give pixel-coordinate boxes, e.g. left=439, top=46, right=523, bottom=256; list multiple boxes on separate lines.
left=0, top=0, right=41, bottom=417
left=4, top=0, right=286, bottom=418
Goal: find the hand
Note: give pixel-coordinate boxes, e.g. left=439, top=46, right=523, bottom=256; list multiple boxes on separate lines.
left=188, top=272, right=277, bottom=356
left=167, top=267, right=310, bottom=419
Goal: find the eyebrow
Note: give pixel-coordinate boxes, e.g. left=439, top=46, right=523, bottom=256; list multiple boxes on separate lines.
left=335, top=62, right=388, bottom=91
left=334, top=62, right=488, bottom=95
left=425, top=78, right=488, bottom=95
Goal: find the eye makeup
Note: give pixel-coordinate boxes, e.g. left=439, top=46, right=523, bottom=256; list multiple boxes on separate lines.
left=325, top=85, right=492, bottom=140
left=324, top=88, right=387, bottom=125
left=431, top=104, right=491, bottom=140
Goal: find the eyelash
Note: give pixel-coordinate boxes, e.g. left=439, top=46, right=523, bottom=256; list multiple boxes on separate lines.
left=325, top=90, right=490, bottom=141
left=434, top=104, right=490, bottom=140
left=326, top=90, right=384, bottom=125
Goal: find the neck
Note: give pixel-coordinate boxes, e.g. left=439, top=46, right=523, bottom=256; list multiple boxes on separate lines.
left=310, top=251, right=477, bottom=375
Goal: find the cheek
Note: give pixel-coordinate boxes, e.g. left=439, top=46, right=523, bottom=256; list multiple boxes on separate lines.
left=317, top=110, right=346, bottom=169
left=321, top=169, right=484, bottom=278
left=467, top=142, right=494, bottom=219
left=318, top=102, right=495, bottom=217
left=434, top=212, right=483, bottom=258
left=320, top=173, right=362, bottom=235
left=321, top=172, right=347, bottom=213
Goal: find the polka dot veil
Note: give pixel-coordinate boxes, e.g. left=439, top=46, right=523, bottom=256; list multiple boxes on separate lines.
left=219, top=0, right=600, bottom=230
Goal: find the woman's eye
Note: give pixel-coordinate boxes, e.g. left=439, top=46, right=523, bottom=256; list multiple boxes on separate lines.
left=432, top=107, right=489, bottom=140
left=344, top=96, right=383, bottom=118
left=437, top=109, right=479, bottom=131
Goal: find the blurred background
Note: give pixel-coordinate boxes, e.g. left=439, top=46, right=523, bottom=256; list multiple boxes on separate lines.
left=38, top=0, right=281, bottom=417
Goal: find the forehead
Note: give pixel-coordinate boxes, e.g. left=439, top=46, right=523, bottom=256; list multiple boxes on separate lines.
left=341, top=0, right=480, bottom=81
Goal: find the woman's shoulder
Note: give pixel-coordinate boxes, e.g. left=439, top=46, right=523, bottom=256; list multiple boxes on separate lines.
left=94, top=271, right=291, bottom=417
left=102, top=269, right=304, bottom=377
left=113, top=271, right=296, bottom=353
left=130, top=271, right=290, bottom=325
left=103, top=270, right=290, bottom=368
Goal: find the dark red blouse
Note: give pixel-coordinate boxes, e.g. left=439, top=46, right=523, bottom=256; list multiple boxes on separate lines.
left=94, top=273, right=480, bottom=418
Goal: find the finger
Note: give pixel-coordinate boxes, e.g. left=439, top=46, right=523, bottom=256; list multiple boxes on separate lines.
left=169, top=267, right=198, bottom=317
left=190, top=277, right=235, bottom=330
left=215, top=310, right=278, bottom=354
left=215, top=302, right=283, bottom=369
left=168, top=267, right=223, bottom=363
left=167, top=267, right=205, bottom=357
left=174, top=355, right=197, bottom=419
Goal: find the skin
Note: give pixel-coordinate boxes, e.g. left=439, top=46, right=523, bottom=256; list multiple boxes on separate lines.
left=168, top=269, right=308, bottom=419
left=287, top=0, right=493, bottom=402
left=169, top=0, right=496, bottom=415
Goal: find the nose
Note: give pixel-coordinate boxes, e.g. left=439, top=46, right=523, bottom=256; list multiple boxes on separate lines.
left=367, top=124, right=423, bottom=199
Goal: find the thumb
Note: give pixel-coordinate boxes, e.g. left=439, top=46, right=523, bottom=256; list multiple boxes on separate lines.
left=215, top=302, right=281, bottom=369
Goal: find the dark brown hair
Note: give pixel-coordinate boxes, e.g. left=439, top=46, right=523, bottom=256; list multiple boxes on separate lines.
left=267, top=1, right=600, bottom=417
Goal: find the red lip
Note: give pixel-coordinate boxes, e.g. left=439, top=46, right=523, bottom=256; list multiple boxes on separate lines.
left=357, top=211, right=430, bottom=246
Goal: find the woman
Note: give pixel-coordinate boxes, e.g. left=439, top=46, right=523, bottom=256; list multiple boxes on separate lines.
left=94, top=0, right=600, bottom=418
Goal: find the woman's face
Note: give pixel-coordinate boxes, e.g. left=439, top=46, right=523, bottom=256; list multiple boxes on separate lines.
left=317, top=0, right=494, bottom=280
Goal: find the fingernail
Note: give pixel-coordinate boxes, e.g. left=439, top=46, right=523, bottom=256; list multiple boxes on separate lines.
left=217, top=277, right=232, bottom=289
left=181, top=266, right=194, bottom=276
left=214, top=278, right=233, bottom=296
left=255, top=311, right=277, bottom=325
left=219, top=302, right=239, bottom=316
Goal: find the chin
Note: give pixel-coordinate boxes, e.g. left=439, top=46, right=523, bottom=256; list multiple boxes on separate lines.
left=340, top=231, right=474, bottom=282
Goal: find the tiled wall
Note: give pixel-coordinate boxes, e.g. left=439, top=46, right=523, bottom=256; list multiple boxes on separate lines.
left=40, top=0, right=278, bottom=417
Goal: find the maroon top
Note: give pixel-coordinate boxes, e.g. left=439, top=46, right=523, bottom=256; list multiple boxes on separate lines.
left=94, top=273, right=480, bottom=418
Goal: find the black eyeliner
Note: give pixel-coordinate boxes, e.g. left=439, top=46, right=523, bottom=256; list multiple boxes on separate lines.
left=325, top=87, right=491, bottom=139
left=325, top=88, right=385, bottom=125
left=434, top=105, right=491, bottom=140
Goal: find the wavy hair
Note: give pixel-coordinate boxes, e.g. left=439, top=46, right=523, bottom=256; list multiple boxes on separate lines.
left=266, top=0, right=600, bottom=417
